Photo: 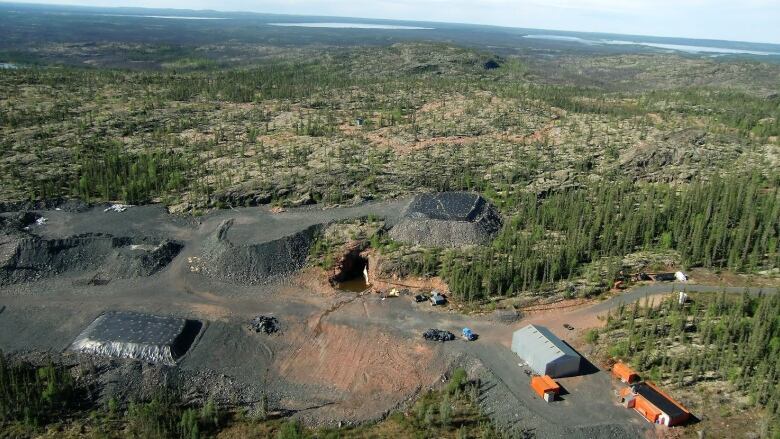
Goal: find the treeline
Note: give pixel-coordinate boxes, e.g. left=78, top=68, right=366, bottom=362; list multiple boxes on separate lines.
left=0, top=352, right=223, bottom=438
left=603, top=292, right=780, bottom=436
left=645, top=88, right=780, bottom=139
left=0, top=353, right=501, bottom=438
left=32, top=140, right=190, bottom=204
left=0, top=354, right=77, bottom=430
left=73, top=144, right=188, bottom=204
left=406, top=174, right=779, bottom=301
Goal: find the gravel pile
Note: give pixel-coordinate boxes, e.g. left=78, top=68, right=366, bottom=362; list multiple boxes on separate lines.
left=200, top=219, right=321, bottom=285
left=422, top=329, right=455, bottom=342
left=0, top=232, right=183, bottom=285
left=389, top=192, right=502, bottom=247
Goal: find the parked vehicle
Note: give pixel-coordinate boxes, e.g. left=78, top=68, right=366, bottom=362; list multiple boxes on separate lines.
left=462, top=327, right=477, bottom=341
left=430, top=291, right=447, bottom=306
left=413, top=294, right=428, bottom=303
left=563, top=324, right=574, bottom=331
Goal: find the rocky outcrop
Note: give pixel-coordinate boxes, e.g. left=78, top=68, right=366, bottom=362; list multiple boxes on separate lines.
left=619, top=129, right=741, bottom=182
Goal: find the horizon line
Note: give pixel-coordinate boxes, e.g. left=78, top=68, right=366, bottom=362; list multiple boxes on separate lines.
left=1, top=0, right=779, bottom=46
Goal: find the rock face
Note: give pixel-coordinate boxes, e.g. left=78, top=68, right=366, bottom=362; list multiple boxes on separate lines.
left=328, top=240, right=369, bottom=285
left=389, top=192, right=502, bottom=247
left=618, top=129, right=741, bottom=182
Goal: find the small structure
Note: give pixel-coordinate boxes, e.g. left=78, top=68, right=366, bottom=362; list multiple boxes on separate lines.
left=430, top=291, right=446, bottom=306
left=612, top=362, right=640, bottom=384
left=511, top=324, right=581, bottom=378
left=620, top=382, right=691, bottom=426
left=674, top=271, right=688, bottom=282
left=530, top=375, right=561, bottom=402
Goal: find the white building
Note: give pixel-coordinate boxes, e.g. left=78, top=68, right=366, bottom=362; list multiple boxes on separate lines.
left=511, top=324, right=581, bottom=378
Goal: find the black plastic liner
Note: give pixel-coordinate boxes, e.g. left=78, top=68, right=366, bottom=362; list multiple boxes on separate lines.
left=69, top=311, right=202, bottom=365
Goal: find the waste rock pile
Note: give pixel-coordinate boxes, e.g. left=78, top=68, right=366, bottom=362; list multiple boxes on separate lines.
left=69, top=311, right=203, bottom=365
left=0, top=232, right=183, bottom=285
left=422, top=329, right=456, bottom=342
left=389, top=192, right=502, bottom=247
left=200, top=219, right=321, bottom=284
left=249, top=315, right=280, bottom=334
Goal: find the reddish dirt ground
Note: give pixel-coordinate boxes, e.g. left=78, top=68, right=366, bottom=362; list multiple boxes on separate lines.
left=275, top=321, right=442, bottom=419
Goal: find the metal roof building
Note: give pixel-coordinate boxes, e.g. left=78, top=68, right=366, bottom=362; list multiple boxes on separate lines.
left=511, top=324, right=581, bottom=378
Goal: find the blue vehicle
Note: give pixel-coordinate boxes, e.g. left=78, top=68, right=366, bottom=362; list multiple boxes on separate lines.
left=462, top=328, right=476, bottom=341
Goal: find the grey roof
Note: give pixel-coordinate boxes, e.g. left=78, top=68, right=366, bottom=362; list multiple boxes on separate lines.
left=632, top=383, right=687, bottom=419
left=511, top=324, right=580, bottom=375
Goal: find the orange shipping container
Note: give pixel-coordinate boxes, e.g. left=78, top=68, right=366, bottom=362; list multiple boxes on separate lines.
left=612, top=362, right=640, bottom=383
left=531, top=375, right=560, bottom=402
left=620, top=382, right=691, bottom=426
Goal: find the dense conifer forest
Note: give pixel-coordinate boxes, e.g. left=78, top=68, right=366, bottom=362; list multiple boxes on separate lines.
left=594, top=292, right=780, bottom=436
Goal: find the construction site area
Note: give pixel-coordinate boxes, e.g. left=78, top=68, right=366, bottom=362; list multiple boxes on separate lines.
left=0, top=194, right=775, bottom=438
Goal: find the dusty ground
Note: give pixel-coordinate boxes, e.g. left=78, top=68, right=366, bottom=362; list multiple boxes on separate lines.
left=0, top=200, right=775, bottom=437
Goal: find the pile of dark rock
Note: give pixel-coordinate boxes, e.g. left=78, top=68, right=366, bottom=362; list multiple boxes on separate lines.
left=389, top=192, right=502, bottom=247
left=201, top=219, right=321, bottom=285
left=422, top=329, right=455, bottom=342
left=1, top=232, right=183, bottom=286
left=249, top=316, right=280, bottom=334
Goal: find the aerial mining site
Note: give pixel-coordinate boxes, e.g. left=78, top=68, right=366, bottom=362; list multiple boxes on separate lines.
left=1, top=3, right=780, bottom=439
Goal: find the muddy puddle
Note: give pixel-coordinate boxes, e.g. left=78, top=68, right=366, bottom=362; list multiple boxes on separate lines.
left=336, top=277, right=369, bottom=292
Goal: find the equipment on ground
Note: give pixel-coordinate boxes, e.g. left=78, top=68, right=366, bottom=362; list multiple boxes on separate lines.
left=423, top=329, right=455, bottom=342
left=430, top=291, right=446, bottom=306
left=250, top=315, right=280, bottom=334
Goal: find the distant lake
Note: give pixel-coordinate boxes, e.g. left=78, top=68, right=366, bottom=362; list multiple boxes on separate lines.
left=523, top=34, right=780, bottom=56
left=604, top=40, right=779, bottom=56
left=269, top=22, right=433, bottom=30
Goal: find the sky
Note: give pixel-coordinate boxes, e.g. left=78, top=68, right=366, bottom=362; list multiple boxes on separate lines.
left=8, top=0, right=780, bottom=44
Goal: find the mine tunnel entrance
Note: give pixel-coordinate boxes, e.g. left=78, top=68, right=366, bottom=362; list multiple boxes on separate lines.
left=334, top=251, right=370, bottom=292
